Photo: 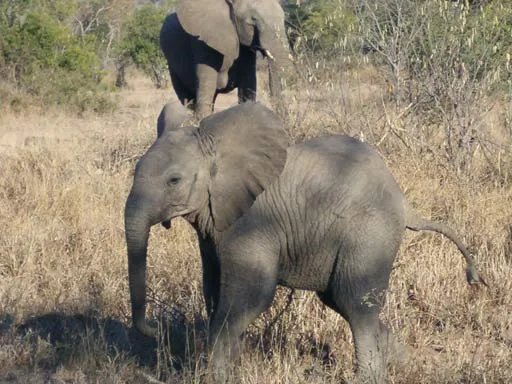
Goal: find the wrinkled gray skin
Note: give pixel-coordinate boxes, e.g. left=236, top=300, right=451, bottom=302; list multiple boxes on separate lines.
left=160, top=0, right=292, bottom=118
left=125, top=101, right=487, bottom=383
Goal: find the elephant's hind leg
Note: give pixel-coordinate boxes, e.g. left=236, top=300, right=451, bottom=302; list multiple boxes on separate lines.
left=322, top=237, right=401, bottom=383
left=320, top=291, right=397, bottom=383
left=318, top=290, right=391, bottom=383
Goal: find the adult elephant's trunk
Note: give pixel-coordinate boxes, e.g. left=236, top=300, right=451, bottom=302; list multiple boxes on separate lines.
left=260, top=27, right=293, bottom=114
left=124, top=193, right=157, bottom=338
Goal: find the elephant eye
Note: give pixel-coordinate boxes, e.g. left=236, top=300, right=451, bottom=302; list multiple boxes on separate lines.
left=167, top=176, right=181, bottom=186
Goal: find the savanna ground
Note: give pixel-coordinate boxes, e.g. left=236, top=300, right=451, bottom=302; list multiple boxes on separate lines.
left=1, top=67, right=511, bottom=384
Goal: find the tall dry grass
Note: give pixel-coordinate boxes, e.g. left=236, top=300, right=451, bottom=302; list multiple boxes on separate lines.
left=0, top=70, right=511, bottom=383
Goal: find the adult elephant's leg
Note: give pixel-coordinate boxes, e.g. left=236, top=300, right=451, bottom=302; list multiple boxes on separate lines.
left=212, top=91, right=220, bottom=112
left=237, top=46, right=257, bottom=103
left=170, top=70, right=195, bottom=108
left=208, top=247, right=278, bottom=383
left=195, top=63, right=218, bottom=118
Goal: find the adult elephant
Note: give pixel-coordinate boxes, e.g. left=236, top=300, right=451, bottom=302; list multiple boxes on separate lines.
left=125, top=101, right=487, bottom=383
left=160, top=0, right=292, bottom=118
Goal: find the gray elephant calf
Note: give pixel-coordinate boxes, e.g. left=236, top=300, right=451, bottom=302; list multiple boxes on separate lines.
left=125, top=101, right=486, bottom=383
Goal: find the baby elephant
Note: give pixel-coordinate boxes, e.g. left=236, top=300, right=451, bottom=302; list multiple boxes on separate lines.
left=125, top=101, right=486, bottom=383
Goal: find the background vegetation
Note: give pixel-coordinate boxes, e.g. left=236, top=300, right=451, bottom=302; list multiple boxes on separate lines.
left=0, top=0, right=172, bottom=113
left=1, top=0, right=511, bottom=383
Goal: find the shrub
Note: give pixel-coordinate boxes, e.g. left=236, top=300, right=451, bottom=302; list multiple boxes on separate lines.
left=353, top=0, right=512, bottom=175
left=118, top=4, right=170, bottom=89
left=285, top=0, right=356, bottom=58
left=0, top=1, right=116, bottom=114
left=284, top=0, right=512, bottom=176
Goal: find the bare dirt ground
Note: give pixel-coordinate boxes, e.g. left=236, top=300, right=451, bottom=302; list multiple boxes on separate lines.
left=0, top=75, right=244, bottom=153
left=0, top=71, right=511, bottom=383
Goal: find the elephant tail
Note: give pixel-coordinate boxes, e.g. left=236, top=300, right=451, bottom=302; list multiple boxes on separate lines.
left=404, top=202, right=488, bottom=287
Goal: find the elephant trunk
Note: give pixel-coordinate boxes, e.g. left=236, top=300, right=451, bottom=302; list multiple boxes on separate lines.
left=267, top=47, right=291, bottom=97
left=124, top=193, right=157, bottom=338
left=260, top=27, right=294, bottom=113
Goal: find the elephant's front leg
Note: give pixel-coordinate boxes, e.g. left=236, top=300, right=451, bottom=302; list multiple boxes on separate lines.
left=198, top=242, right=220, bottom=318
left=207, top=251, right=278, bottom=383
left=195, top=63, right=218, bottom=118
left=237, top=46, right=257, bottom=103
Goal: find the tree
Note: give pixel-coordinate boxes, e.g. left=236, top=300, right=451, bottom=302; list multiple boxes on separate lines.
left=284, top=0, right=356, bottom=57
left=118, top=3, right=171, bottom=88
left=0, top=0, right=115, bottom=113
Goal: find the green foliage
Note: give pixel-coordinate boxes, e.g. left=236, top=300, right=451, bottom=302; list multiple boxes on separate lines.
left=2, top=11, right=94, bottom=75
left=0, top=0, right=116, bottom=114
left=407, top=0, right=512, bottom=85
left=284, top=0, right=356, bottom=57
left=355, top=0, right=512, bottom=90
left=284, top=0, right=512, bottom=175
left=118, top=4, right=170, bottom=89
left=0, top=0, right=175, bottom=112
left=354, top=0, right=512, bottom=174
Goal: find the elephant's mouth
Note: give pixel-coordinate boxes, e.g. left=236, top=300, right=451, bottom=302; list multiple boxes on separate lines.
left=159, top=206, right=195, bottom=230
left=161, top=220, right=171, bottom=229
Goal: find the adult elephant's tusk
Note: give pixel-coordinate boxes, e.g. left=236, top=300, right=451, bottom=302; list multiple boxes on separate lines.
left=264, top=49, right=275, bottom=61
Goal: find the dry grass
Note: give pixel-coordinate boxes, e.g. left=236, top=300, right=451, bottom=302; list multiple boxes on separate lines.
left=0, top=70, right=511, bottom=384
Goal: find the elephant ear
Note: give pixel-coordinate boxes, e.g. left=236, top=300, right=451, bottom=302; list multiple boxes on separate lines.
left=157, top=98, right=195, bottom=137
left=198, top=102, right=290, bottom=232
left=176, top=0, right=239, bottom=70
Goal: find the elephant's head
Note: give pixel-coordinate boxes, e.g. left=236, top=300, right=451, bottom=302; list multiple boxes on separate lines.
left=125, top=101, right=289, bottom=337
left=176, top=0, right=293, bottom=96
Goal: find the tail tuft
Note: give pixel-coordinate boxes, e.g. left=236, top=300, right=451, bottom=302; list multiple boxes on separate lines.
left=466, top=265, right=488, bottom=287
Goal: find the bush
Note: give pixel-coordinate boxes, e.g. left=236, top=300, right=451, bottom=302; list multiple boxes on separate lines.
left=118, top=4, right=170, bottom=89
left=285, top=0, right=512, bottom=177
left=285, top=0, right=356, bottom=58
left=0, top=1, right=116, bottom=114
left=347, top=0, right=511, bottom=175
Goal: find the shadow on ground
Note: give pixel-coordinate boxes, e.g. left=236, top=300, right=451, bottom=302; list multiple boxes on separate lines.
left=0, top=303, right=337, bottom=383
left=0, top=307, right=208, bottom=383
